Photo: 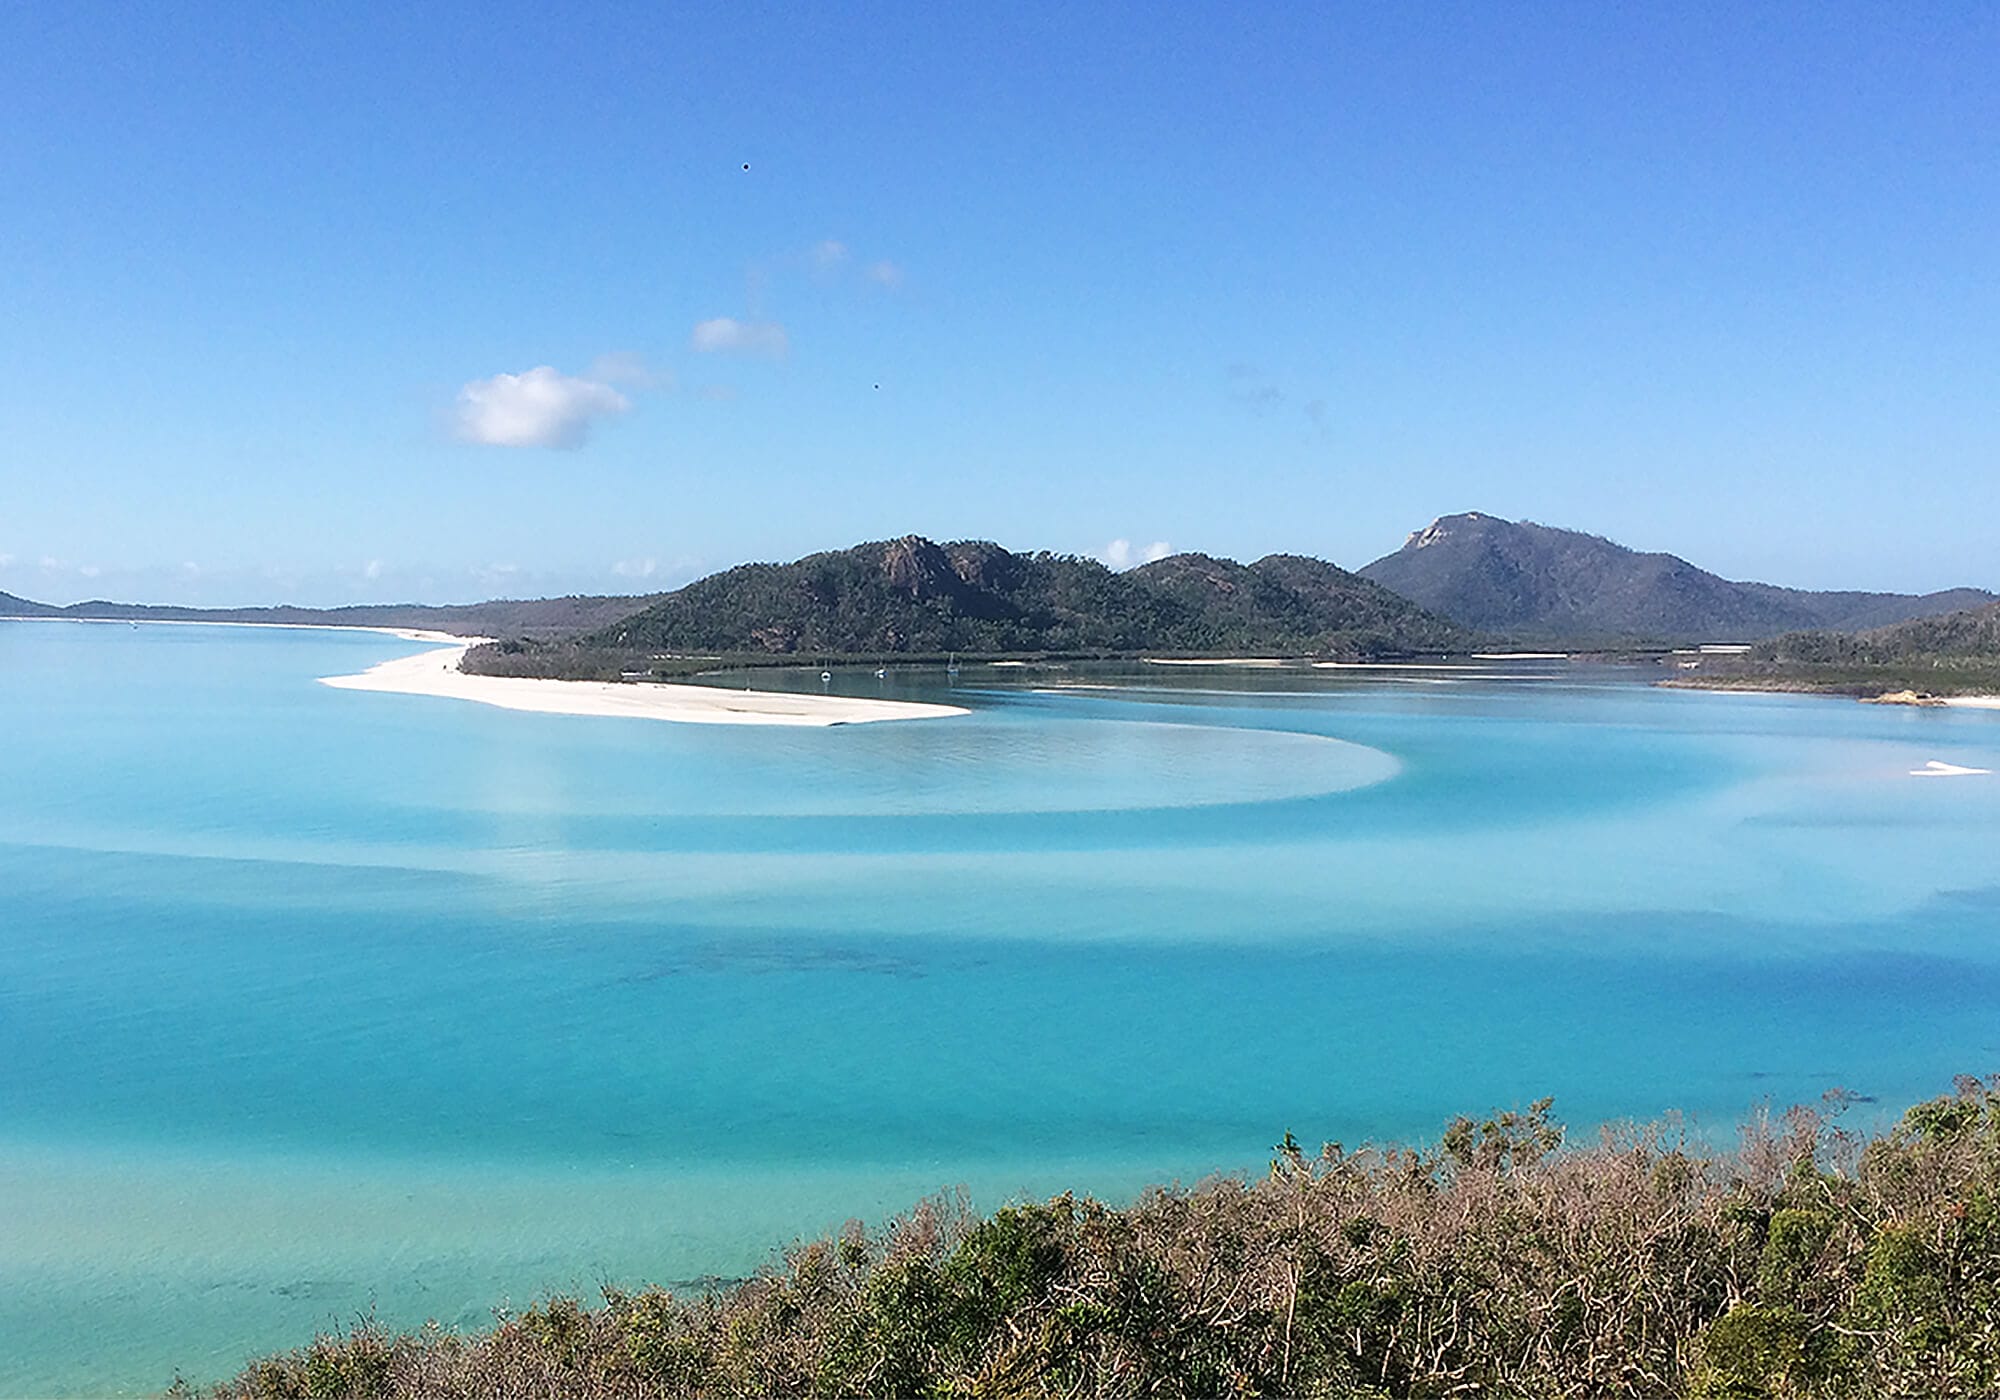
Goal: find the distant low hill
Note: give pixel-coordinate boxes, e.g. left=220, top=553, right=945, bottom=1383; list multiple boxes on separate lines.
left=586, top=535, right=1470, bottom=659
left=1359, top=513, right=1993, bottom=645
left=1754, top=600, right=2000, bottom=667
left=0, top=591, right=651, bottom=639
left=1661, top=600, right=2000, bottom=698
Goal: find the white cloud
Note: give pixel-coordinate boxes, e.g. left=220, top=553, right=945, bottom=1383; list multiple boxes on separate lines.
left=362, top=559, right=383, bottom=581
left=811, top=239, right=849, bottom=270
left=866, top=259, right=903, bottom=288
left=612, top=558, right=658, bottom=579
left=1099, top=539, right=1172, bottom=570
left=454, top=366, right=631, bottom=448
left=690, top=317, right=790, bottom=357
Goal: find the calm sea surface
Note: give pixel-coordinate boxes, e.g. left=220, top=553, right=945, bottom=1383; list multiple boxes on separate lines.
left=3, top=621, right=1998, bottom=1395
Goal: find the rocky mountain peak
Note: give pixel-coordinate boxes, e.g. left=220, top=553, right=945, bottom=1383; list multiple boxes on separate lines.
left=879, top=535, right=959, bottom=599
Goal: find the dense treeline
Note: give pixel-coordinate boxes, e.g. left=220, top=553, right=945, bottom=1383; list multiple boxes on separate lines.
left=586, top=536, right=1471, bottom=660
left=188, top=1078, right=2000, bottom=1398
left=1753, top=602, right=2000, bottom=668
left=1666, top=601, right=2000, bottom=697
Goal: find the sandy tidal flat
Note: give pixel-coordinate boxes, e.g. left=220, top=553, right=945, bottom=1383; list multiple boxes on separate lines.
left=321, top=643, right=970, bottom=726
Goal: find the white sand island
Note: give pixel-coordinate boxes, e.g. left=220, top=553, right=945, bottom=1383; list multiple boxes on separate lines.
left=321, top=641, right=969, bottom=727
left=1912, top=759, right=1993, bottom=778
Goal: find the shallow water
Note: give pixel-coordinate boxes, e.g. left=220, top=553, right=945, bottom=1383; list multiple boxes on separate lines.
left=2, top=622, right=1997, bottom=1395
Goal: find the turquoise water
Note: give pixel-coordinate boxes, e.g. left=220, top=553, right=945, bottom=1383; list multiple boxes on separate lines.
left=3, top=621, right=1998, bottom=1396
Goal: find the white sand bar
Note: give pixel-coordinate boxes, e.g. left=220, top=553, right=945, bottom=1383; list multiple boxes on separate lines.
left=322, top=642, right=969, bottom=727
left=1912, top=760, right=1992, bottom=778
left=1144, top=657, right=1292, bottom=668
left=1944, top=696, right=2000, bottom=711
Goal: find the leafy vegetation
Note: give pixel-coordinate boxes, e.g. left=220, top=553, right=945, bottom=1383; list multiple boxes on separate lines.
left=185, top=1078, right=2000, bottom=1398
left=578, top=536, right=1471, bottom=661
left=1666, top=601, right=2000, bottom=697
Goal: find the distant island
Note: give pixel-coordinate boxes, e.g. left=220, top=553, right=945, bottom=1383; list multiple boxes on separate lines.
left=467, top=535, right=1474, bottom=680
left=0, top=588, right=646, bottom=640
left=6, top=515, right=1995, bottom=693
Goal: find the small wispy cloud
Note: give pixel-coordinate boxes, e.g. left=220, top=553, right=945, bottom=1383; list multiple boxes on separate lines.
left=811, top=239, right=850, bottom=271
left=1227, top=362, right=1328, bottom=431
left=690, top=317, right=790, bottom=357
left=1099, top=539, right=1173, bottom=571
left=612, top=558, right=659, bottom=579
left=454, top=366, right=631, bottom=448
left=865, top=259, right=904, bottom=289
left=587, top=351, right=674, bottom=390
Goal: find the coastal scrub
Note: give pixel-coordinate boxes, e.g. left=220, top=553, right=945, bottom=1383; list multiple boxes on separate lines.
left=183, top=1078, right=2000, bottom=1398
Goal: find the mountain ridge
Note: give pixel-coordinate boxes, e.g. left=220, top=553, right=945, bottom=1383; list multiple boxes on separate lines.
left=583, top=534, right=1470, bottom=659
left=1360, top=512, right=1992, bottom=643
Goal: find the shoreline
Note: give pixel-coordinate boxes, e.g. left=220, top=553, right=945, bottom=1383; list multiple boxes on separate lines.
left=1, top=614, right=467, bottom=644
left=321, top=641, right=970, bottom=727
left=1661, top=676, right=2000, bottom=710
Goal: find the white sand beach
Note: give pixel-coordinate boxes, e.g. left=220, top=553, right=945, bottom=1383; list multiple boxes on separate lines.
left=1944, top=696, right=2000, bottom=711
left=321, top=641, right=970, bottom=727
left=1144, top=657, right=1292, bottom=668
left=1314, top=661, right=1468, bottom=670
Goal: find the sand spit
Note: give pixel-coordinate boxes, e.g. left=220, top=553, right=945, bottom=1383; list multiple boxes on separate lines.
left=322, top=642, right=970, bottom=727
left=1867, top=691, right=2000, bottom=712
left=1142, top=657, right=1293, bottom=668
left=1912, top=760, right=1992, bottom=778
left=1312, top=661, right=1488, bottom=671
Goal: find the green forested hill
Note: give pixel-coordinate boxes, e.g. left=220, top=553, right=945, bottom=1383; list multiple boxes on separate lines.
left=1755, top=600, right=2000, bottom=665
left=1360, top=512, right=1993, bottom=644
left=1666, top=600, right=2000, bottom=696
left=587, top=535, right=1470, bottom=658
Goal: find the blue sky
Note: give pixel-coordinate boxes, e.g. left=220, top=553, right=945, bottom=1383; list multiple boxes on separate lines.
left=2, top=2, right=1994, bottom=605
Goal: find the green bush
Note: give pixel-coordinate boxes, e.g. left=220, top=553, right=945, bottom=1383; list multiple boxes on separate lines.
left=189, top=1077, right=2000, bottom=1400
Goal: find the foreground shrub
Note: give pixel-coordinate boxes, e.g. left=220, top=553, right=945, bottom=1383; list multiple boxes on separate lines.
left=181, top=1077, right=2000, bottom=1399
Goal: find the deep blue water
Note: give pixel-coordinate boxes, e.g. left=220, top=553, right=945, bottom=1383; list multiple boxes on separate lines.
left=2, top=621, right=1997, bottom=1395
